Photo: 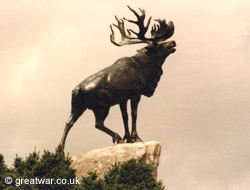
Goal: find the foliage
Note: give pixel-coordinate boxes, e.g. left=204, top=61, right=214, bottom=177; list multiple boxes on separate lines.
left=0, top=154, right=13, bottom=190
left=0, top=149, right=75, bottom=190
left=0, top=150, right=165, bottom=190
left=103, top=159, right=165, bottom=190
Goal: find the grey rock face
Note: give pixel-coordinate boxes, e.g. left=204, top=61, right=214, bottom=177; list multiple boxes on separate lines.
left=71, top=141, right=161, bottom=178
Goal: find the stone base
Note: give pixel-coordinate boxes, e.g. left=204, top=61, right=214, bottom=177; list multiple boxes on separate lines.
left=71, top=141, right=161, bottom=179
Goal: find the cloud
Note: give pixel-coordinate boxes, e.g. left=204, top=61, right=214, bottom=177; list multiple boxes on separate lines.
left=6, top=50, right=41, bottom=91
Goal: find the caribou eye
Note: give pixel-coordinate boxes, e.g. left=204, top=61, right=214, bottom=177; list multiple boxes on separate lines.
left=158, top=44, right=163, bottom=49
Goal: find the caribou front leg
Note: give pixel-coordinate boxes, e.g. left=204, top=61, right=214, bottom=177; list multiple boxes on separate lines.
left=119, top=100, right=133, bottom=142
left=130, top=95, right=143, bottom=142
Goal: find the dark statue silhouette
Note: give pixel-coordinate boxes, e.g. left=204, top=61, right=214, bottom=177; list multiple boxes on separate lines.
left=59, top=6, right=176, bottom=149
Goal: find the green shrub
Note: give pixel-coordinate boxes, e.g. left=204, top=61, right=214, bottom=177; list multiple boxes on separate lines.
left=0, top=149, right=165, bottom=190
left=103, top=159, right=165, bottom=190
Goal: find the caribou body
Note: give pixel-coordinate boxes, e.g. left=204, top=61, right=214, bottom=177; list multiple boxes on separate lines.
left=59, top=6, right=176, bottom=149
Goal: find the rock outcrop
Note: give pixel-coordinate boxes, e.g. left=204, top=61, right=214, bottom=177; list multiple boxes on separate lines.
left=71, top=141, right=161, bottom=178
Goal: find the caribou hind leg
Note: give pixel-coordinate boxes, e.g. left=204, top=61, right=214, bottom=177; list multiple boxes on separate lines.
left=58, top=89, right=87, bottom=150
left=59, top=107, right=86, bottom=150
left=93, top=106, right=124, bottom=144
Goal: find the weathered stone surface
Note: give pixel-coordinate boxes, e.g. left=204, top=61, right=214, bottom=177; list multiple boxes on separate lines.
left=71, top=141, right=161, bottom=178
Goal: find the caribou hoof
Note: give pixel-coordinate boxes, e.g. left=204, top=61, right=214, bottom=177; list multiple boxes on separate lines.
left=123, top=134, right=133, bottom=143
left=135, top=137, right=143, bottom=142
left=112, top=135, right=124, bottom=144
left=56, top=144, right=65, bottom=153
left=130, top=134, right=143, bottom=143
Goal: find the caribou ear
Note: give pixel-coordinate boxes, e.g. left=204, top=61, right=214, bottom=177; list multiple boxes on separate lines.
left=137, top=47, right=147, bottom=54
left=137, top=44, right=156, bottom=54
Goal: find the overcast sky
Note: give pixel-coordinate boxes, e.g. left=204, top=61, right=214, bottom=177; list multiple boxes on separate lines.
left=0, top=0, right=249, bottom=189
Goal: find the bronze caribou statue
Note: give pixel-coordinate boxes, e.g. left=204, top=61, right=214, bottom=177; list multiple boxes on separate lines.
left=59, top=6, right=176, bottom=149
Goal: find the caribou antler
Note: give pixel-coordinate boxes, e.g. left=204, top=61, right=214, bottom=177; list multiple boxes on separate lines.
left=151, top=19, right=175, bottom=42
left=123, top=6, right=152, bottom=41
left=110, top=5, right=175, bottom=46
